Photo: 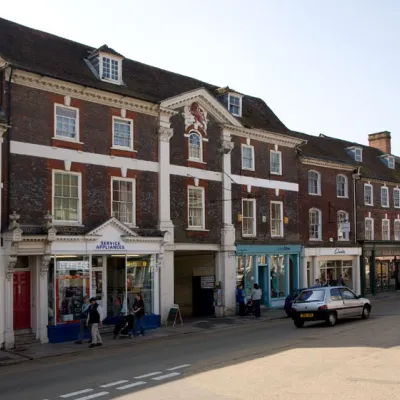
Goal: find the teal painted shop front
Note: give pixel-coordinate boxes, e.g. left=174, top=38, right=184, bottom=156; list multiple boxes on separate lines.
left=236, top=244, right=302, bottom=308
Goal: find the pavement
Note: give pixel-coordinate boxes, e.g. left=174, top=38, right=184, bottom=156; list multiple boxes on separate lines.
left=0, top=293, right=399, bottom=399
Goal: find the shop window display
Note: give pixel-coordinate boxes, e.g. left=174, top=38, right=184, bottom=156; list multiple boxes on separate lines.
left=236, top=256, right=254, bottom=297
left=270, top=255, right=285, bottom=298
left=318, top=260, right=354, bottom=290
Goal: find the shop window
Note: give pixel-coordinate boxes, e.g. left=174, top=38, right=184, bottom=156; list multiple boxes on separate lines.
left=381, top=186, right=389, bottom=208
left=309, top=208, right=322, bottom=240
left=241, top=144, right=254, bottom=170
left=308, top=170, right=321, bottom=195
left=53, top=256, right=90, bottom=324
left=337, top=210, right=349, bottom=241
left=271, top=255, right=285, bottom=298
left=336, top=175, right=348, bottom=198
left=111, top=178, right=136, bottom=226
left=395, top=220, right=400, bottom=241
left=364, top=184, right=373, bottom=206
left=365, top=217, right=374, bottom=240
left=270, top=201, right=283, bottom=237
left=242, top=198, right=256, bottom=237
left=236, top=255, right=254, bottom=298
left=319, top=260, right=353, bottom=290
left=53, top=171, right=82, bottom=224
left=188, top=186, right=205, bottom=230
left=382, top=219, right=390, bottom=240
left=188, top=131, right=202, bottom=161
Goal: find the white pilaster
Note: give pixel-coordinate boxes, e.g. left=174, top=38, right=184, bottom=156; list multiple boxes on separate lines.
left=354, top=256, right=361, bottom=295
left=300, top=257, right=308, bottom=288
left=38, top=255, right=50, bottom=343
left=0, top=122, right=8, bottom=232
left=0, top=253, right=5, bottom=347
left=153, top=254, right=160, bottom=315
left=160, top=249, right=174, bottom=322
left=4, top=271, right=14, bottom=349
left=312, top=256, right=319, bottom=284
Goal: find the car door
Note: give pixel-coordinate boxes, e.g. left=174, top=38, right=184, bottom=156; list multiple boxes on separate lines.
left=340, top=288, right=362, bottom=317
left=329, top=288, right=345, bottom=319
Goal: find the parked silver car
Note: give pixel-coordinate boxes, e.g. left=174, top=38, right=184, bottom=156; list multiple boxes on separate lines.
left=290, top=286, right=371, bottom=328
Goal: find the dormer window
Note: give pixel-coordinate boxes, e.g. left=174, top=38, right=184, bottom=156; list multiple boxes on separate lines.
left=380, top=154, right=395, bottom=169
left=228, top=94, right=242, bottom=117
left=347, top=146, right=363, bottom=162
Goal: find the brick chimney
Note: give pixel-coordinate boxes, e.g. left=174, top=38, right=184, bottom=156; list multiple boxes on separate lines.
left=368, top=131, right=391, bottom=154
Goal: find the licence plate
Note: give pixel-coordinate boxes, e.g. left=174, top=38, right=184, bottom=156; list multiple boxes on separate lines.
left=300, top=313, right=314, bottom=318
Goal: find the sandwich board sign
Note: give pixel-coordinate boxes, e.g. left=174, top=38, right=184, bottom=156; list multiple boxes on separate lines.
left=165, top=304, right=183, bottom=327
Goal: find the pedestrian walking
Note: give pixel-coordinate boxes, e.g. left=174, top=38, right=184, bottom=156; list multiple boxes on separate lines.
left=75, top=295, right=91, bottom=344
left=236, top=285, right=246, bottom=316
left=132, top=293, right=145, bottom=336
left=251, top=283, right=262, bottom=318
left=87, top=297, right=104, bottom=348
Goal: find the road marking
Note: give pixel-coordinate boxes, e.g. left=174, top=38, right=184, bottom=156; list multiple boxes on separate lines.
left=134, top=372, right=162, bottom=379
left=116, top=381, right=147, bottom=390
left=100, top=380, right=129, bottom=387
left=74, top=392, right=109, bottom=400
left=167, top=364, right=191, bottom=371
left=152, top=372, right=181, bottom=380
left=60, top=389, right=93, bottom=398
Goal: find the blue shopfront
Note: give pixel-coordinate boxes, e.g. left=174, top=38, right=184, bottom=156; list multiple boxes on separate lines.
left=236, top=244, right=302, bottom=308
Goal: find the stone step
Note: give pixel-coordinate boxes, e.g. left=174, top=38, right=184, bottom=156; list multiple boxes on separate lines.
left=14, top=333, right=37, bottom=346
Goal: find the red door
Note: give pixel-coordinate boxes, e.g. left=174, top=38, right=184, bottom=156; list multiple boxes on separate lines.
left=13, top=271, right=31, bottom=330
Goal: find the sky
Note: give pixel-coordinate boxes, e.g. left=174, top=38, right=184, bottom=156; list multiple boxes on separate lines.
left=2, top=0, right=399, bottom=152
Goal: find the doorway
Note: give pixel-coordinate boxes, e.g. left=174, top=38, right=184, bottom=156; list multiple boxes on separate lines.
left=192, top=276, right=214, bottom=317
left=13, top=271, right=31, bottom=330
left=258, top=265, right=270, bottom=306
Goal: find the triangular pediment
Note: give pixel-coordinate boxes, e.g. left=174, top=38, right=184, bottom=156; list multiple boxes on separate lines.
left=85, top=217, right=138, bottom=237
left=160, top=87, right=242, bottom=128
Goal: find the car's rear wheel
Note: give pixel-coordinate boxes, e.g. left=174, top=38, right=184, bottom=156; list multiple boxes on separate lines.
left=294, top=319, right=305, bottom=328
left=361, top=305, right=371, bottom=319
left=326, top=312, right=337, bottom=327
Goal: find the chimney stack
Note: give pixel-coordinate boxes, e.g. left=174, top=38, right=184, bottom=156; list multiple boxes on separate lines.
left=368, top=131, right=391, bottom=154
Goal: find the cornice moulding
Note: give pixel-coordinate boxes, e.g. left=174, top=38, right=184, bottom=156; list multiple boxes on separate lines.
left=300, top=157, right=355, bottom=171
left=12, top=70, right=159, bottom=117
left=360, top=176, right=400, bottom=186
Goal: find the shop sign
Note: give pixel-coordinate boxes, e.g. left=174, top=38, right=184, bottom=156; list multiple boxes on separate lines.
left=201, top=276, right=215, bottom=289
left=57, top=261, right=90, bottom=271
left=95, top=241, right=126, bottom=250
left=334, top=248, right=346, bottom=254
left=127, top=261, right=148, bottom=267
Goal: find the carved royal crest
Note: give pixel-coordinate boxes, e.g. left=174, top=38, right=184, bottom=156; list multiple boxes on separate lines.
left=184, top=102, right=208, bottom=133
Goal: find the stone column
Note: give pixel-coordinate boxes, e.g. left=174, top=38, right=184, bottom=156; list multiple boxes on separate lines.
left=153, top=254, right=160, bottom=316
left=354, top=255, right=361, bottom=295
left=38, top=255, right=50, bottom=343
left=312, top=256, right=319, bottom=284
left=300, top=257, right=308, bottom=288
left=215, top=130, right=236, bottom=317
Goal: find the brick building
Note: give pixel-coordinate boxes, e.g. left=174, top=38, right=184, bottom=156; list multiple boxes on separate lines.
left=0, top=18, right=304, bottom=347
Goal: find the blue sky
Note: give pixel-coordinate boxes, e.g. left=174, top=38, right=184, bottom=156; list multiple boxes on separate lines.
left=2, top=0, right=399, bottom=152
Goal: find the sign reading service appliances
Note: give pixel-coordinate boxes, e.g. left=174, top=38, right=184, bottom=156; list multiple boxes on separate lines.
left=95, top=241, right=126, bottom=251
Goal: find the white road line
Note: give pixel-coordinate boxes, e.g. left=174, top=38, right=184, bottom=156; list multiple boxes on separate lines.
left=74, top=392, right=109, bottom=400
left=167, top=364, right=191, bottom=371
left=100, top=380, right=129, bottom=388
left=116, top=381, right=147, bottom=390
left=134, top=372, right=162, bottom=379
left=152, top=372, right=181, bottom=381
left=60, top=389, right=93, bottom=398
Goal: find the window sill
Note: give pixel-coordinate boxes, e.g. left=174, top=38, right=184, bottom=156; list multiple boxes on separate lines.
left=100, top=77, right=122, bottom=85
left=337, top=195, right=349, bottom=199
left=186, top=228, right=210, bottom=232
left=309, top=238, right=322, bottom=242
left=242, top=234, right=257, bottom=238
left=52, top=137, right=83, bottom=145
left=188, top=159, right=207, bottom=164
left=110, top=147, right=137, bottom=158
left=111, top=147, right=137, bottom=152
left=52, top=138, right=84, bottom=151
left=53, top=222, right=84, bottom=227
left=365, top=203, right=373, bottom=207
left=242, top=167, right=255, bottom=172
left=308, top=193, right=322, bottom=196
left=382, top=206, right=389, bottom=208
left=270, top=171, right=282, bottom=176
left=271, top=235, right=284, bottom=238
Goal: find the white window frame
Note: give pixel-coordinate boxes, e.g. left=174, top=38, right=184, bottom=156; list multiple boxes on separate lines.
left=241, top=144, right=255, bottom=171
left=309, top=208, right=322, bottom=241
left=270, top=150, right=282, bottom=175
left=337, top=210, right=350, bottom=241
left=270, top=201, right=283, bottom=237
left=228, top=93, right=242, bottom=117
left=365, top=217, right=374, bottom=240
left=394, top=188, right=400, bottom=208
left=242, top=198, right=256, bottom=237
left=112, top=116, right=134, bottom=151
left=308, top=170, right=321, bottom=196
left=388, top=156, right=395, bottom=169
left=187, top=186, right=205, bottom=230
left=381, top=186, right=389, bottom=208
left=382, top=219, right=390, bottom=241
left=364, top=184, right=373, bottom=206
left=394, top=219, right=400, bottom=241
left=354, top=147, right=363, bottom=162
left=188, top=131, right=203, bottom=162
left=111, top=177, right=136, bottom=227
left=54, top=104, right=80, bottom=142
left=100, top=54, right=122, bottom=84
left=336, top=174, right=348, bottom=198
left=52, top=170, right=82, bottom=225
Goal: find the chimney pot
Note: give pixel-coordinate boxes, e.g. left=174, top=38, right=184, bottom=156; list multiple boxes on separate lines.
left=368, top=131, right=391, bottom=154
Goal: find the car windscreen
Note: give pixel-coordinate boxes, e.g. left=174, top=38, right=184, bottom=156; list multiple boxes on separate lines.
left=295, top=290, right=325, bottom=303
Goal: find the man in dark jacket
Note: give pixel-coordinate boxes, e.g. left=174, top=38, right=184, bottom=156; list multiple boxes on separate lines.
left=87, top=297, right=104, bottom=348
left=75, top=296, right=91, bottom=344
left=132, top=293, right=145, bottom=336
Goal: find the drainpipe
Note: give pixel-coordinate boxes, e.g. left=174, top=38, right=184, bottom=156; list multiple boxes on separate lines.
left=352, top=167, right=361, bottom=244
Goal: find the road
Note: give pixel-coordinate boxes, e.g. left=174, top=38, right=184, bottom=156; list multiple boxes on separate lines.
left=0, top=298, right=400, bottom=400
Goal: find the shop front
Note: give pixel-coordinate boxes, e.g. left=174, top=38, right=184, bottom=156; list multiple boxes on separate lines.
left=236, top=244, right=302, bottom=308
left=360, top=242, right=400, bottom=296
left=2, top=217, right=166, bottom=347
left=301, top=246, right=362, bottom=294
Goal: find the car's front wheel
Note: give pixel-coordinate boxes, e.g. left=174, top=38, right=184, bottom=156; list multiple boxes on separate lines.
left=361, top=305, right=371, bottom=319
left=294, top=319, right=305, bottom=328
left=326, top=312, right=337, bottom=327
